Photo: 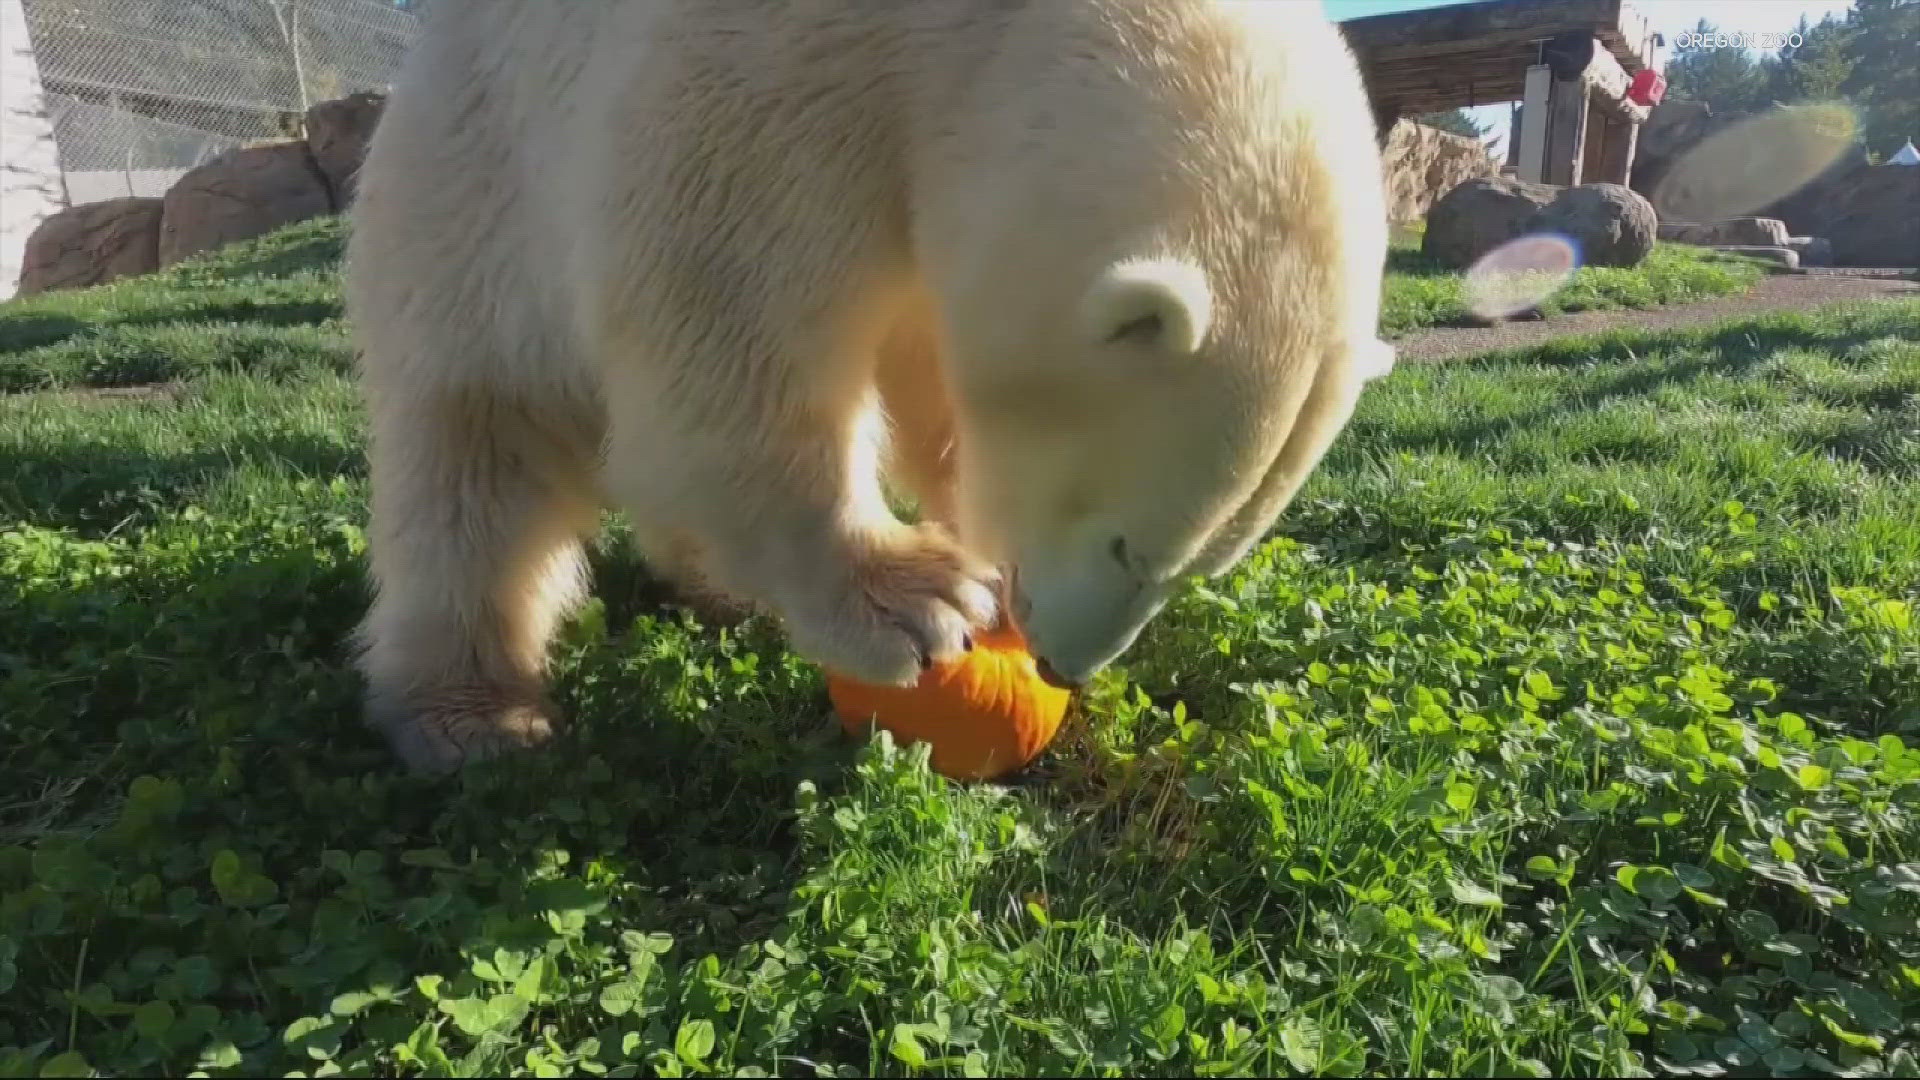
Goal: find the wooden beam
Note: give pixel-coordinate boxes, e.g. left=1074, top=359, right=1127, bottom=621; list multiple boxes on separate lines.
left=1582, top=108, right=1613, bottom=183
left=1372, top=73, right=1529, bottom=99
left=1370, top=55, right=1538, bottom=88
left=1544, top=69, right=1591, bottom=185
left=1516, top=63, right=1553, bottom=182
left=1594, top=108, right=1640, bottom=185
left=1340, top=0, right=1618, bottom=53
left=1343, top=0, right=1659, bottom=93
left=1372, top=86, right=1530, bottom=116
left=1574, top=36, right=1649, bottom=124
left=1611, top=0, right=1662, bottom=74
left=1377, top=89, right=1531, bottom=115
left=1363, top=28, right=1587, bottom=64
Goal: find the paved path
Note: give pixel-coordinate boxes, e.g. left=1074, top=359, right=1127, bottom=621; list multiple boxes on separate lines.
left=1392, top=272, right=1920, bottom=363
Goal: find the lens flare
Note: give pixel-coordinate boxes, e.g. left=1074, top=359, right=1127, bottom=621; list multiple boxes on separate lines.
left=1653, top=101, right=1858, bottom=223
left=1464, top=232, right=1580, bottom=320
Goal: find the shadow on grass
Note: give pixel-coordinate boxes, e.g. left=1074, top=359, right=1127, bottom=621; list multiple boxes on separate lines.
left=0, top=432, right=364, bottom=534
left=189, top=224, right=346, bottom=281
left=0, top=311, right=92, bottom=354
left=0, top=301, right=346, bottom=382
left=1386, top=246, right=1449, bottom=277
left=3, top=470, right=845, bottom=980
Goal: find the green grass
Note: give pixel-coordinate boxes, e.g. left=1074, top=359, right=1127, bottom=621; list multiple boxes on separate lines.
left=1380, top=239, right=1767, bottom=339
left=4, top=216, right=1918, bottom=1077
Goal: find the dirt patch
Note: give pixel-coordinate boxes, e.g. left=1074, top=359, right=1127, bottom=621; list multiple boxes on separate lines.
left=1393, top=272, right=1920, bottom=363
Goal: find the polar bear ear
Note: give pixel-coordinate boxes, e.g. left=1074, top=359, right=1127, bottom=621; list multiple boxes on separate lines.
left=1078, top=257, right=1213, bottom=355
left=1354, top=338, right=1397, bottom=382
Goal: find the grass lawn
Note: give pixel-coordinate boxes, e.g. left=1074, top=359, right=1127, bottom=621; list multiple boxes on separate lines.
left=3, top=216, right=1917, bottom=1077
left=1379, top=234, right=1767, bottom=339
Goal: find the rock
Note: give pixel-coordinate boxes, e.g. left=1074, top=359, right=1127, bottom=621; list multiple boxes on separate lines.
left=1754, top=159, right=1919, bottom=267
left=1421, top=175, right=1557, bottom=269
left=1631, top=100, right=1732, bottom=214
left=1380, top=119, right=1500, bottom=226
left=16, top=196, right=164, bottom=295
left=1708, top=245, right=1800, bottom=269
left=1658, top=217, right=1790, bottom=247
left=1526, top=183, right=1658, bottom=268
left=1785, top=236, right=1832, bottom=267
left=303, top=91, right=386, bottom=206
left=1424, top=178, right=1659, bottom=270
left=1814, top=166, right=1920, bottom=268
left=158, top=141, right=335, bottom=266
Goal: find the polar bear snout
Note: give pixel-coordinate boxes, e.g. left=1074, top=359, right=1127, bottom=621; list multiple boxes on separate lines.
left=1031, top=654, right=1082, bottom=692
left=1013, top=556, right=1171, bottom=689
left=1004, top=570, right=1086, bottom=690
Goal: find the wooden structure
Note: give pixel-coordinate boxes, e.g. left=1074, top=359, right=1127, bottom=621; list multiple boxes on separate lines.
left=1341, top=0, right=1664, bottom=187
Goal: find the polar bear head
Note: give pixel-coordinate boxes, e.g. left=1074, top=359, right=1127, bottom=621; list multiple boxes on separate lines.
left=946, top=250, right=1396, bottom=687
left=923, top=0, right=1393, bottom=686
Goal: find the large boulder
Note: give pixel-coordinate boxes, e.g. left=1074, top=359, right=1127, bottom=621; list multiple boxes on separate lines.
left=158, top=141, right=335, bottom=266
left=1811, top=166, right=1920, bottom=268
left=1528, top=183, right=1658, bottom=268
left=1751, top=160, right=1918, bottom=267
left=17, top=196, right=164, bottom=295
left=1421, top=175, right=1557, bottom=268
left=1711, top=245, right=1800, bottom=270
left=1423, top=177, right=1658, bottom=270
left=1631, top=100, right=1732, bottom=214
left=303, top=90, right=386, bottom=206
left=1786, top=235, right=1832, bottom=267
left=1380, top=119, right=1500, bottom=225
left=1658, top=217, right=1790, bottom=247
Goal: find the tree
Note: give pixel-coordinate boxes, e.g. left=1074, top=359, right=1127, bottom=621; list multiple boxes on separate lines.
left=1413, top=108, right=1491, bottom=141
left=1665, top=19, right=1775, bottom=116
left=1769, top=14, right=1855, bottom=105
left=1842, top=0, right=1920, bottom=157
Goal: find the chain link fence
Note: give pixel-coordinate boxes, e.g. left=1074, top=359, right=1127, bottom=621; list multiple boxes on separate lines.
left=20, top=0, right=421, bottom=202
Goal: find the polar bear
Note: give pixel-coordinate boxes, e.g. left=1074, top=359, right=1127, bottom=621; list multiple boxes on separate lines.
left=344, top=0, right=1394, bottom=773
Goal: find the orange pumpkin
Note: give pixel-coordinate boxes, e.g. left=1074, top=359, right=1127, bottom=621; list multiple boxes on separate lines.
left=825, top=622, right=1070, bottom=781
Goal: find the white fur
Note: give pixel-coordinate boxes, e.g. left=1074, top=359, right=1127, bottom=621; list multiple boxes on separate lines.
left=1079, top=258, right=1215, bottom=354
left=345, top=0, right=1391, bottom=770
left=1356, top=339, right=1399, bottom=382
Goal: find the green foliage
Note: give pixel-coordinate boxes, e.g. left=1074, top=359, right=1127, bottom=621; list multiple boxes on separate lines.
left=1840, top=0, right=1920, bottom=161
left=1769, top=15, right=1857, bottom=107
left=1413, top=108, right=1491, bottom=141
left=1666, top=4, right=1919, bottom=162
left=3, top=219, right=1920, bottom=1077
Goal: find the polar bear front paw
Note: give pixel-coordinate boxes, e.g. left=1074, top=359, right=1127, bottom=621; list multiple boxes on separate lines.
left=369, top=685, right=558, bottom=775
left=784, top=522, right=1002, bottom=686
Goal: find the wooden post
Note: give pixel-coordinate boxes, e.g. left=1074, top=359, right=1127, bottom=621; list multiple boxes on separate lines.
left=1544, top=69, right=1591, bottom=185
left=1582, top=104, right=1612, bottom=183
left=1596, top=110, right=1639, bottom=185
left=1516, top=63, right=1553, bottom=182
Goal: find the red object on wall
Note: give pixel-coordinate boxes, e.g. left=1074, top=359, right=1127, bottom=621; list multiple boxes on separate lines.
left=1628, top=68, right=1667, bottom=108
